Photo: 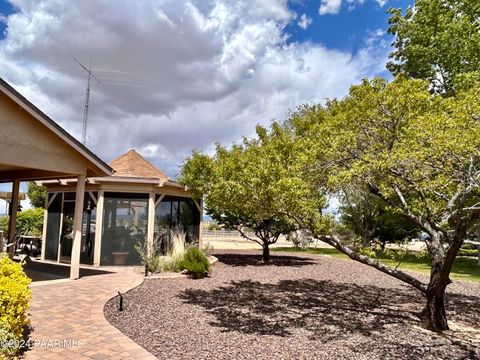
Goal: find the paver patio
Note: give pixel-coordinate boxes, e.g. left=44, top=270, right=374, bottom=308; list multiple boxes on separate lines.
left=26, top=265, right=155, bottom=360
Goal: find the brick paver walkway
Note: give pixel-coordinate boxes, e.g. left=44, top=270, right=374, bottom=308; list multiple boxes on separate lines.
left=26, top=267, right=156, bottom=360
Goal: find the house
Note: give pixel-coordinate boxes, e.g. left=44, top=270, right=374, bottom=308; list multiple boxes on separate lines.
left=40, top=149, right=202, bottom=267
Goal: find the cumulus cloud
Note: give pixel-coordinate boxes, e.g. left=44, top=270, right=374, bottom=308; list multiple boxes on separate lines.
left=297, top=13, right=312, bottom=29
left=319, top=0, right=342, bottom=15
left=0, top=0, right=389, bottom=177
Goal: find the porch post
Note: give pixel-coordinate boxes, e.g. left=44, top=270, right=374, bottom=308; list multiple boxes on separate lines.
left=70, top=174, right=86, bottom=280
left=40, top=191, right=49, bottom=260
left=8, top=179, right=20, bottom=249
left=93, top=190, right=104, bottom=266
left=147, top=192, right=155, bottom=255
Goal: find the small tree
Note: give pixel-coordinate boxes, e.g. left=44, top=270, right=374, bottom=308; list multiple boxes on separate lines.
left=340, top=184, right=419, bottom=248
left=26, top=182, right=46, bottom=208
left=179, top=125, right=309, bottom=263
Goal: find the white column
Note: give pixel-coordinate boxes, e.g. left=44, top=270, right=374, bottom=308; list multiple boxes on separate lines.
left=147, top=193, right=155, bottom=255
left=40, top=191, right=49, bottom=260
left=8, top=180, right=20, bottom=256
left=93, top=190, right=104, bottom=266
left=70, top=174, right=86, bottom=280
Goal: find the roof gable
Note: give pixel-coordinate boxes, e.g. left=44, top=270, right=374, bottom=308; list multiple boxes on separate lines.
left=0, top=77, right=112, bottom=177
left=109, top=149, right=169, bottom=181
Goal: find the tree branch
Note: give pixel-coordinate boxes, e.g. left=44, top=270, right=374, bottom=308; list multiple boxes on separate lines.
left=235, top=226, right=263, bottom=246
left=319, top=233, right=427, bottom=293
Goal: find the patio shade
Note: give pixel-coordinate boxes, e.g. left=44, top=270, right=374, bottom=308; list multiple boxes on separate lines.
left=0, top=77, right=112, bottom=279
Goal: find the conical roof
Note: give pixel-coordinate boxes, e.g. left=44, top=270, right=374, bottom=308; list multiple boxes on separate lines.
left=108, top=149, right=169, bottom=182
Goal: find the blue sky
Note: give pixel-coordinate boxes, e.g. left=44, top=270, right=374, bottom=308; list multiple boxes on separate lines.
left=286, top=0, right=412, bottom=52
left=0, top=0, right=413, bottom=213
left=0, top=0, right=13, bottom=37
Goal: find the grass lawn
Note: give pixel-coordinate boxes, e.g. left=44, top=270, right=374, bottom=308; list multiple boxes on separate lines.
left=273, top=246, right=480, bottom=283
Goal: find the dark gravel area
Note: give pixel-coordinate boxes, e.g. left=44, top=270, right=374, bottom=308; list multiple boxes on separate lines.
left=104, top=250, right=480, bottom=359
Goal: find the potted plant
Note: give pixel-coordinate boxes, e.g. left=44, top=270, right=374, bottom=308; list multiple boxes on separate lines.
left=112, top=228, right=130, bottom=265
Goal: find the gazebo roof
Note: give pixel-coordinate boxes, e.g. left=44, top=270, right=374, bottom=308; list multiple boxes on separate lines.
left=109, top=149, right=169, bottom=182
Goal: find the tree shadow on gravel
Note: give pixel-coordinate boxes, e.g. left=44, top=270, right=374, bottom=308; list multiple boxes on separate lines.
left=180, top=279, right=480, bottom=341
left=213, top=253, right=317, bottom=267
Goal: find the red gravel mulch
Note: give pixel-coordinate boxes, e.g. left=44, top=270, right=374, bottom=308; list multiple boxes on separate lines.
left=104, top=250, right=480, bottom=359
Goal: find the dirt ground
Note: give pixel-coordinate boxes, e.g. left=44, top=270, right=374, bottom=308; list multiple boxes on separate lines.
left=105, top=250, right=480, bottom=360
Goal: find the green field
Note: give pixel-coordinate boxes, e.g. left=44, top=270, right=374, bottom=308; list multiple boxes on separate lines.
left=273, top=246, right=480, bottom=283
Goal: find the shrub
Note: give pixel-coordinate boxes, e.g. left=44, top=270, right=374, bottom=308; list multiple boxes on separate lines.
left=458, top=243, right=479, bottom=257
left=0, top=208, right=44, bottom=236
left=180, top=247, right=211, bottom=279
left=0, top=255, right=31, bottom=357
left=136, top=230, right=187, bottom=274
left=286, top=230, right=313, bottom=249
left=144, top=254, right=163, bottom=273
left=461, top=243, right=478, bottom=251
left=201, top=241, right=214, bottom=255
left=458, top=249, right=479, bottom=257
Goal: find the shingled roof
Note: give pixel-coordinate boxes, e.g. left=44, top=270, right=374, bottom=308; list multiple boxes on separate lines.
left=108, top=149, right=169, bottom=182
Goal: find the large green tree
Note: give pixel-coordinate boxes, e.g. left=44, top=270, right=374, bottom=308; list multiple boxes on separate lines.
left=282, top=77, right=480, bottom=331
left=388, top=0, right=480, bottom=96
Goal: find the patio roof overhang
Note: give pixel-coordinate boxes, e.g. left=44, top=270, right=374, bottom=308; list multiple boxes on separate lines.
left=0, top=77, right=112, bottom=280
left=0, top=78, right=112, bottom=183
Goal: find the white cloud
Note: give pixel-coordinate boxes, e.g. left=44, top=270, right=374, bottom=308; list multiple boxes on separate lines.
left=320, top=0, right=384, bottom=15
left=346, top=0, right=365, bottom=10
left=319, top=0, right=342, bottom=15
left=0, top=0, right=389, bottom=177
left=297, top=13, right=312, bottom=29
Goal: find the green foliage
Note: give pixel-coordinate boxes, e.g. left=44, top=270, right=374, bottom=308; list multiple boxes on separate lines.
left=0, top=208, right=44, bottom=236
left=458, top=249, right=478, bottom=257
left=340, top=184, right=419, bottom=246
left=179, top=123, right=324, bottom=261
left=374, top=210, right=419, bottom=244
left=179, top=151, right=215, bottom=201
left=458, top=243, right=479, bottom=257
left=179, top=247, right=211, bottom=279
left=135, top=229, right=187, bottom=274
left=0, top=255, right=31, bottom=358
left=205, top=221, right=221, bottom=231
left=387, top=0, right=480, bottom=95
left=26, top=182, right=46, bottom=208
left=461, top=243, right=478, bottom=251
left=298, top=77, right=480, bottom=237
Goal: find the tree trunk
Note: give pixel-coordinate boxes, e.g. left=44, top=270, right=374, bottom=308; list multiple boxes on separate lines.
left=424, top=284, right=448, bottom=331
left=262, top=243, right=270, bottom=263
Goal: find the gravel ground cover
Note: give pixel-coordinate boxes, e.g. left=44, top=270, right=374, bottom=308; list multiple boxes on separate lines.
left=104, top=250, right=480, bottom=359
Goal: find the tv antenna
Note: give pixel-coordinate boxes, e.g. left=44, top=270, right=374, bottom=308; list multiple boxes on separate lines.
left=74, top=57, right=101, bottom=145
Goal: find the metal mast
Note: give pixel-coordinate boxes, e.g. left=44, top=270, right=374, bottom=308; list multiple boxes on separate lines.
left=74, top=58, right=101, bottom=145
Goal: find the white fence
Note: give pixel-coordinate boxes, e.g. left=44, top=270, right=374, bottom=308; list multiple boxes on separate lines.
left=202, top=229, right=287, bottom=242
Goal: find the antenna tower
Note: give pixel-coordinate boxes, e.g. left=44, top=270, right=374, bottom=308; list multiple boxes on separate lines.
left=74, top=57, right=101, bottom=145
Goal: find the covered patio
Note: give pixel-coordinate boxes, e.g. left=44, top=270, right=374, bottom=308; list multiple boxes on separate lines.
left=0, top=77, right=112, bottom=279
